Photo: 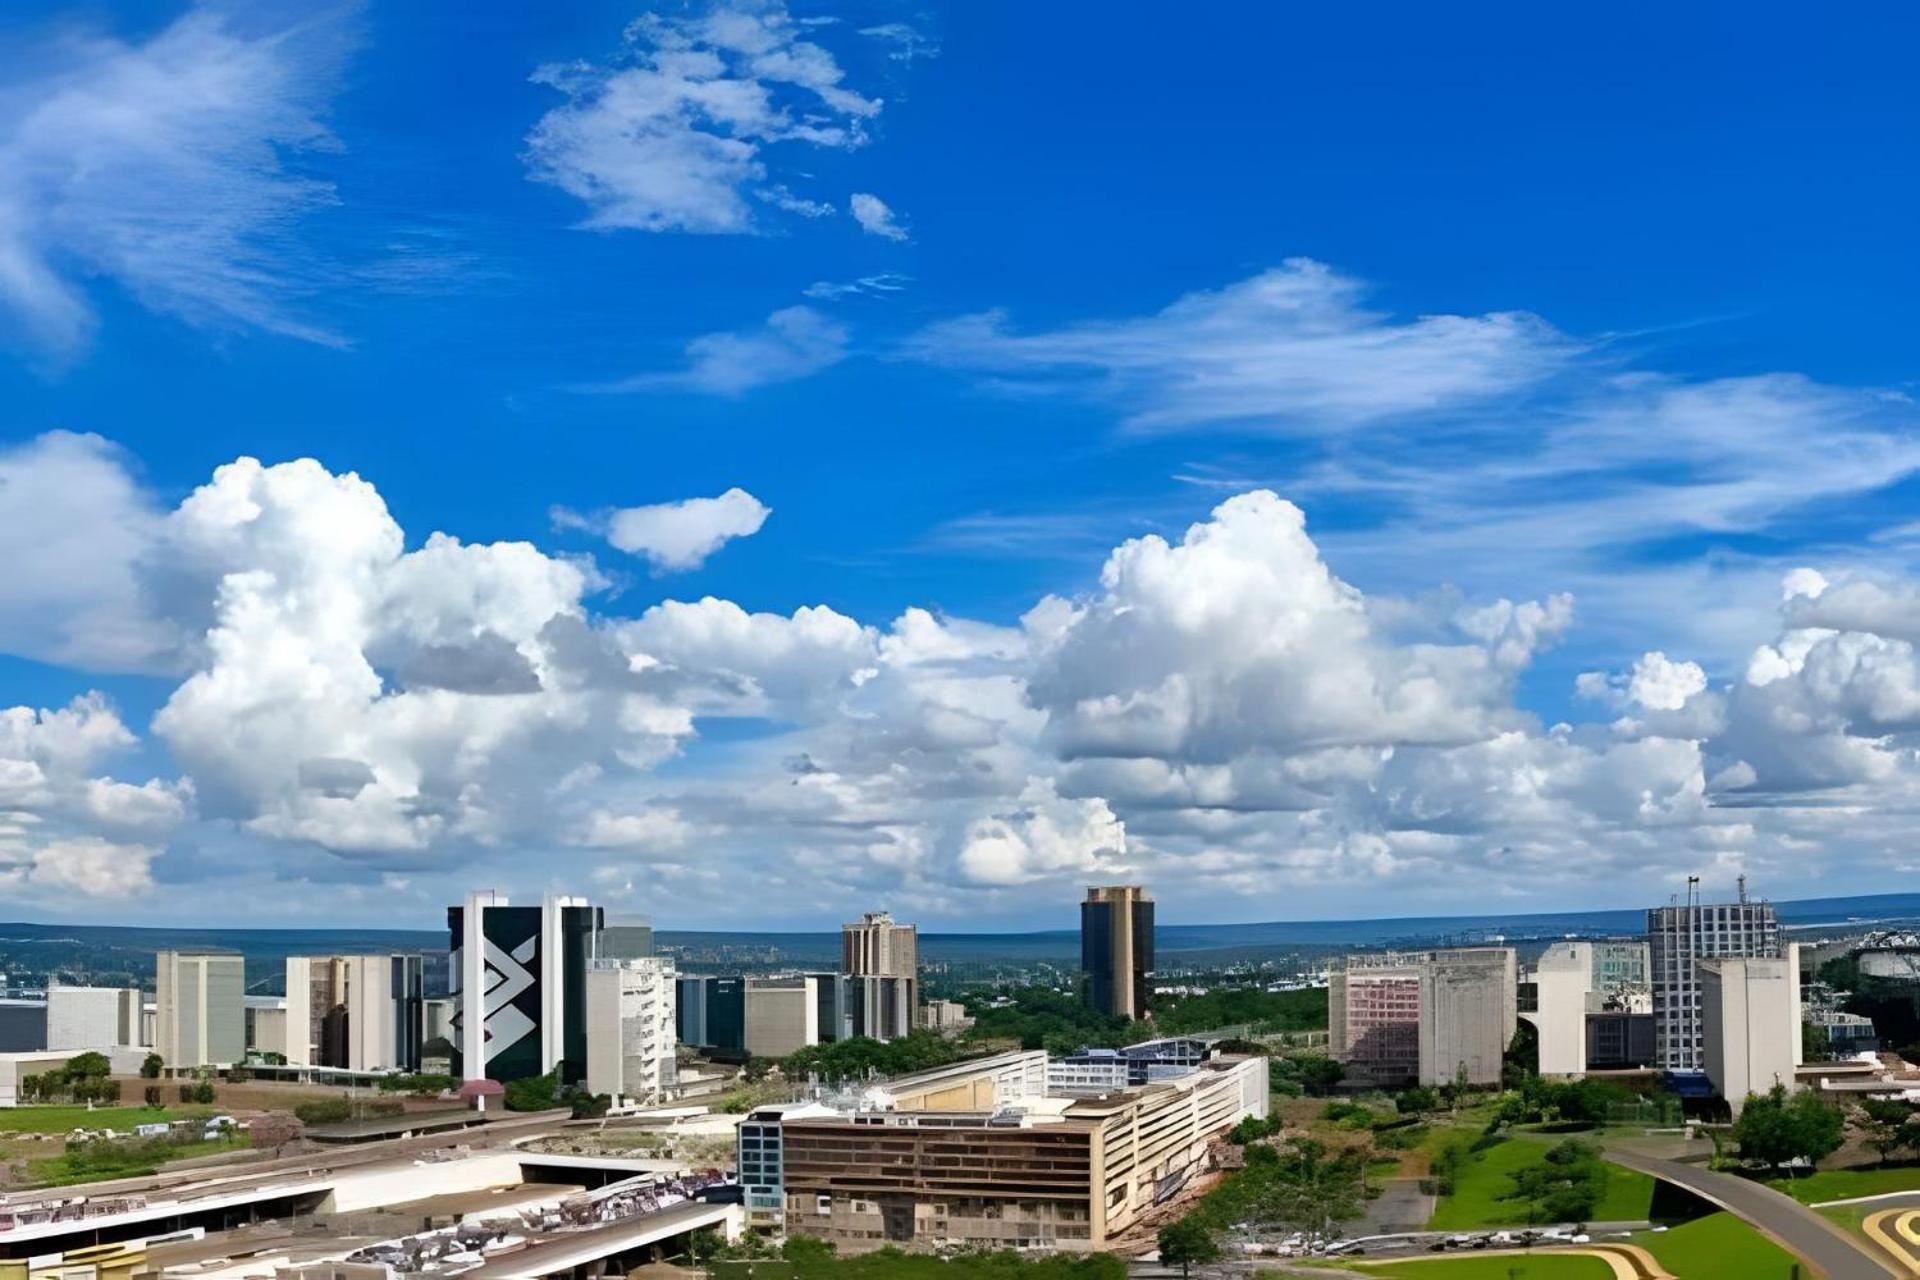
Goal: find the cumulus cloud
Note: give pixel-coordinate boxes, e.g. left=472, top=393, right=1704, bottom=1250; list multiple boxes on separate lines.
left=610, top=305, right=848, bottom=394
left=525, top=0, right=884, bottom=235
left=907, top=258, right=1571, bottom=433
left=12, top=434, right=1920, bottom=919
left=850, top=192, right=908, bottom=241
left=1027, top=491, right=1562, bottom=765
left=554, top=488, right=771, bottom=573
left=0, top=1, right=357, bottom=362
left=957, top=780, right=1127, bottom=885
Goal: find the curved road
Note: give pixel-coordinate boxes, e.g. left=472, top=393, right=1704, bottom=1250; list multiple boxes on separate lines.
left=1603, top=1148, right=1909, bottom=1279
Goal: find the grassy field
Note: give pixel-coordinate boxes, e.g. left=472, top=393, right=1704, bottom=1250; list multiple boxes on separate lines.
left=1633, top=1212, right=1800, bottom=1278
left=28, top=1131, right=248, bottom=1187
left=1427, top=1139, right=1655, bottom=1230
left=0, top=1105, right=201, bottom=1133
left=1761, top=1163, right=1920, bottom=1204
left=1305, top=1255, right=1618, bottom=1279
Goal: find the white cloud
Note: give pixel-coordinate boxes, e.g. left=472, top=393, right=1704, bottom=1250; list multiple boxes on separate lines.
left=574, top=807, right=692, bottom=851
left=12, top=436, right=1920, bottom=920
left=850, top=192, right=907, bottom=241
left=525, top=0, right=883, bottom=235
left=0, top=836, right=158, bottom=899
left=858, top=23, right=938, bottom=63
left=804, top=272, right=910, bottom=301
left=0, top=2, right=356, bottom=362
left=1027, top=491, right=1562, bottom=765
left=957, top=779, right=1126, bottom=885
left=908, top=259, right=1571, bottom=433
left=0, top=431, right=173, bottom=672
left=554, top=487, right=771, bottom=573
left=611, top=305, right=848, bottom=394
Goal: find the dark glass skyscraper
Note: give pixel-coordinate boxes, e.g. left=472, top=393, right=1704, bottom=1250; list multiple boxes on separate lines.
left=1082, top=885, right=1154, bottom=1020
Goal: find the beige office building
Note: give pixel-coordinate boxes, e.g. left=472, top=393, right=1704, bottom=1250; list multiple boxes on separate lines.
left=1698, top=947, right=1802, bottom=1116
left=1331, top=947, right=1515, bottom=1087
left=843, top=911, right=917, bottom=978
left=284, top=954, right=423, bottom=1072
left=155, top=951, right=245, bottom=1068
left=746, top=975, right=820, bottom=1059
left=766, top=1053, right=1265, bottom=1253
left=585, top=957, right=677, bottom=1104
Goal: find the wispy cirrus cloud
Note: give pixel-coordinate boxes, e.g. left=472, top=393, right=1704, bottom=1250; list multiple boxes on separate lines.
left=850, top=191, right=908, bottom=241
left=0, top=1, right=360, bottom=364
left=601, top=304, right=849, bottom=395
left=907, top=258, right=1574, bottom=433
left=524, top=0, right=888, bottom=236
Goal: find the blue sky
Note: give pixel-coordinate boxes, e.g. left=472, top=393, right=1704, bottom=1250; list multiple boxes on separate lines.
left=2, top=0, right=1919, bottom=930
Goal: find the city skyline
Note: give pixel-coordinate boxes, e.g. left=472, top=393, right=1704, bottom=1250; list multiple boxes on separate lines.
left=4, top=3, right=1920, bottom=928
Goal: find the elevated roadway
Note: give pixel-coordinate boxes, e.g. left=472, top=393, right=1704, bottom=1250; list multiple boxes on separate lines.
left=1604, top=1147, right=1905, bottom=1280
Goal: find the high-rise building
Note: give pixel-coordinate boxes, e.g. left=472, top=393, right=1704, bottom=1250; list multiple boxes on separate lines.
left=844, top=909, right=917, bottom=1043
left=155, top=951, right=245, bottom=1068
left=842, top=911, right=916, bottom=977
left=1081, top=885, right=1153, bottom=1020
left=677, top=975, right=747, bottom=1054
left=1331, top=948, right=1516, bottom=1087
left=1647, top=882, right=1781, bottom=1071
left=1698, top=948, right=1802, bottom=1116
left=45, top=986, right=145, bottom=1052
left=841, top=911, right=918, bottom=1041
left=585, top=956, right=677, bottom=1104
left=284, top=954, right=424, bottom=1072
left=447, top=891, right=602, bottom=1084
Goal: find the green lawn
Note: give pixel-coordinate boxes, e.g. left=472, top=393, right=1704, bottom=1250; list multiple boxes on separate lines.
left=0, top=1104, right=198, bottom=1133
left=1633, top=1212, right=1800, bottom=1279
left=1307, top=1255, right=1617, bottom=1280
left=1427, top=1139, right=1655, bottom=1230
left=1760, top=1163, right=1920, bottom=1204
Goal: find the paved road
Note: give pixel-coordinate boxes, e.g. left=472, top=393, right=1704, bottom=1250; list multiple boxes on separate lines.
left=1604, top=1147, right=1906, bottom=1280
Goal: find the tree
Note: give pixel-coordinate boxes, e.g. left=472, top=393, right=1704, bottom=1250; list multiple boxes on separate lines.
left=504, top=1070, right=560, bottom=1112
left=192, top=1079, right=216, bottom=1105
left=66, top=1051, right=112, bottom=1080
left=779, top=1236, right=836, bottom=1265
left=570, top=1092, right=612, bottom=1120
left=1505, top=1139, right=1607, bottom=1224
left=140, top=1053, right=164, bottom=1079
left=1270, top=1054, right=1345, bottom=1097
left=1395, top=1085, right=1440, bottom=1115
left=143, top=1085, right=163, bottom=1108
left=1251, top=1138, right=1367, bottom=1237
left=1857, top=1098, right=1918, bottom=1167
left=1733, top=1085, right=1843, bottom=1172
left=1157, top=1217, right=1220, bottom=1277
left=1802, top=1021, right=1833, bottom=1063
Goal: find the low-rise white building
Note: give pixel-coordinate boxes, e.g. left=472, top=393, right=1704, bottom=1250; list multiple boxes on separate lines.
left=45, top=985, right=145, bottom=1053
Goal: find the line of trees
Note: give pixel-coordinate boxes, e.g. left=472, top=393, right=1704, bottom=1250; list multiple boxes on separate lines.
left=19, top=1051, right=119, bottom=1104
